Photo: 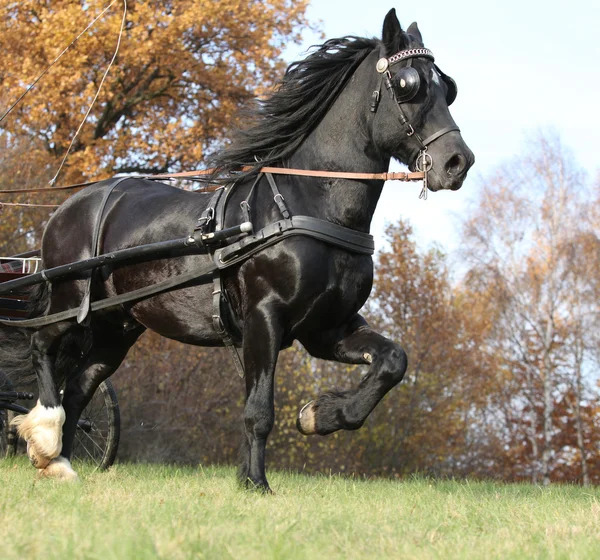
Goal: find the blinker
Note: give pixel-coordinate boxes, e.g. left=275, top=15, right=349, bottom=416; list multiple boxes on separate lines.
left=435, top=64, right=457, bottom=106
left=392, top=66, right=420, bottom=103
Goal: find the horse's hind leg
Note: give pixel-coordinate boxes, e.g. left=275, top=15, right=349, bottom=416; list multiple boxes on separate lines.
left=58, top=322, right=144, bottom=474
left=296, top=314, right=407, bottom=436
left=11, top=322, right=75, bottom=471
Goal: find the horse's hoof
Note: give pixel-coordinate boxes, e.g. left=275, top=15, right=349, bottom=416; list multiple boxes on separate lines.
left=296, top=401, right=317, bottom=435
left=37, top=457, right=79, bottom=482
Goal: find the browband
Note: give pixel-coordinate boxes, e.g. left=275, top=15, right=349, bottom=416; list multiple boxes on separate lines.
left=387, top=47, right=434, bottom=66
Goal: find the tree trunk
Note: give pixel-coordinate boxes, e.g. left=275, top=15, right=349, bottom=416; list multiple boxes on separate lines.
left=573, top=347, right=589, bottom=486
left=541, top=317, right=555, bottom=487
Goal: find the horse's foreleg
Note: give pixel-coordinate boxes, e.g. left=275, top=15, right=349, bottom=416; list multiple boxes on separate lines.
left=239, top=308, right=282, bottom=493
left=297, top=314, right=407, bottom=435
left=11, top=323, right=73, bottom=471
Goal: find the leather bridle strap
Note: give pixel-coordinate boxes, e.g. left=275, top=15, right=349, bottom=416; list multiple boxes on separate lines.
left=420, top=126, right=460, bottom=148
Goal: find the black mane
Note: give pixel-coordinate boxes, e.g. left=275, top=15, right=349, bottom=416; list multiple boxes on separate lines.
left=211, top=36, right=378, bottom=179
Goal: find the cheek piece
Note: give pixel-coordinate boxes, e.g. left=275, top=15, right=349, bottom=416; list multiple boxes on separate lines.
left=370, top=47, right=459, bottom=199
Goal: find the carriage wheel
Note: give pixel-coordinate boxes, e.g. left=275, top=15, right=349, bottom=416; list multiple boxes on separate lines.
left=71, top=379, right=120, bottom=470
left=0, top=371, right=18, bottom=459
left=0, top=404, right=8, bottom=459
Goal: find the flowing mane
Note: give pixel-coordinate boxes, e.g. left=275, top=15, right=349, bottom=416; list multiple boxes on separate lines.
left=211, top=36, right=378, bottom=178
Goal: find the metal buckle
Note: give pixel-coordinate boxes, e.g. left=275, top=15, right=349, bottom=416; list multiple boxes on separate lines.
left=416, top=150, right=433, bottom=172
left=416, top=150, right=433, bottom=201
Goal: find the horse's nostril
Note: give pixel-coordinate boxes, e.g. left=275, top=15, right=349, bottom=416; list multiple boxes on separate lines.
left=445, top=154, right=465, bottom=176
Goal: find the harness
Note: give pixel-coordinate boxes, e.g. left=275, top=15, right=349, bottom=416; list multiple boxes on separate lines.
left=192, top=172, right=376, bottom=376
left=0, top=173, right=375, bottom=378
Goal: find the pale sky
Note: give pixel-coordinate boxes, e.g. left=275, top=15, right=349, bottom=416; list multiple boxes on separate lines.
left=284, top=0, right=600, bottom=253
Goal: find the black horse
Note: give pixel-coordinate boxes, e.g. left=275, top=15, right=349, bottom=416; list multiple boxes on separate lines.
left=1, top=9, right=473, bottom=490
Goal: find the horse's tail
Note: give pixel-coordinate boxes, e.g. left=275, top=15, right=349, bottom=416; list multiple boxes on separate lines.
left=0, top=282, right=93, bottom=391
left=0, top=282, right=51, bottom=389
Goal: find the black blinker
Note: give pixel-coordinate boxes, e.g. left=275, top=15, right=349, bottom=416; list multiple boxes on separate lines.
left=434, top=64, right=457, bottom=106
left=392, top=66, right=420, bottom=103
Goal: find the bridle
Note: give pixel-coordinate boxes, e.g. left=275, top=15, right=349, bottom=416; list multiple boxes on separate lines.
left=371, top=47, right=460, bottom=199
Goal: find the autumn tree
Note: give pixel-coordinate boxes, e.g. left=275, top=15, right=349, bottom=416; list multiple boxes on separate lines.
left=0, top=0, right=310, bottom=185
left=459, top=131, right=599, bottom=485
left=357, top=220, right=500, bottom=477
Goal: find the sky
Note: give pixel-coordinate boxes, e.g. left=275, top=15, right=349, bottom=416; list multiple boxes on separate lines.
left=283, top=0, right=600, bottom=253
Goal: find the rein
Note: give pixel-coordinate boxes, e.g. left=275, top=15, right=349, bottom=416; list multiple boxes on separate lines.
left=0, top=167, right=425, bottom=196
left=147, top=167, right=424, bottom=182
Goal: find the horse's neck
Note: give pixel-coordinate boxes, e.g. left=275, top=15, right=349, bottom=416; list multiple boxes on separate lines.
left=285, top=52, right=389, bottom=233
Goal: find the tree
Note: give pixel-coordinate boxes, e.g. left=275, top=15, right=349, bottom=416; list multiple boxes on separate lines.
left=459, top=131, right=598, bottom=484
left=363, top=220, right=496, bottom=477
left=0, top=0, right=310, bottom=185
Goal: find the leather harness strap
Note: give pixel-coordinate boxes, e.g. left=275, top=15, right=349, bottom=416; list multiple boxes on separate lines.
left=0, top=259, right=217, bottom=328
left=77, top=176, right=133, bottom=324
left=214, top=216, right=373, bottom=268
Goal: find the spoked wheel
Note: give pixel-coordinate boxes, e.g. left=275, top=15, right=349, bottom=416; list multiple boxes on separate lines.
left=0, top=371, right=18, bottom=459
left=71, top=379, right=120, bottom=470
left=0, top=401, right=8, bottom=459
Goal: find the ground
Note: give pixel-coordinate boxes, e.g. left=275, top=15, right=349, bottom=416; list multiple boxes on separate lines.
left=1, top=458, right=599, bottom=559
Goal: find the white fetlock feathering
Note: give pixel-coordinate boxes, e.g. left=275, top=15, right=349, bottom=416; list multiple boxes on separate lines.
left=11, top=400, right=65, bottom=469
left=38, top=457, right=79, bottom=481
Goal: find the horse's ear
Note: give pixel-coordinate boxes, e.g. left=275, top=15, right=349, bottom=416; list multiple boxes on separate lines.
left=382, top=8, right=406, bottom=54
left=406, top=22, right=423, bottom=45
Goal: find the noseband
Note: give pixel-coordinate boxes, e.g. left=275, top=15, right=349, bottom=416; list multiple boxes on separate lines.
left=371, top=47, right=459, bottom=199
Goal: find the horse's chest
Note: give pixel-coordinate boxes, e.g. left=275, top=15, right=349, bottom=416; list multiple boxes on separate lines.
left=298, top=253, right=373, bottom=328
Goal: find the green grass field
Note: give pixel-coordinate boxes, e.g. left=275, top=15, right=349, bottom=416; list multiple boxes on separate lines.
left=1, top=457, right=600, bottom=559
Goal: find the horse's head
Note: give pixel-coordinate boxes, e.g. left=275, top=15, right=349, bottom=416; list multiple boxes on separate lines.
left=371, top=9, right=474, bottom=191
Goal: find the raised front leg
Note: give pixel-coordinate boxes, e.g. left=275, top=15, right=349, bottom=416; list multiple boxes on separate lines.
left=239, top=308, right=282, bottom=493
left=297, top=314, right=407, bottom=436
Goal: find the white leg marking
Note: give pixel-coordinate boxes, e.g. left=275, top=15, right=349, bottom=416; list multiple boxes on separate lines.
left=38, top=456, right=79, bottom=481
left=11, top=400, right=65, bottom=469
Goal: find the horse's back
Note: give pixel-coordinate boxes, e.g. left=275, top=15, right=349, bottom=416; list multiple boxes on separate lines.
left=42, top=178, right=209, bottom=267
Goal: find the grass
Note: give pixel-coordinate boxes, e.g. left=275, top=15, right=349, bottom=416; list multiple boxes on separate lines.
left=1, top=458, right=600, bottom=559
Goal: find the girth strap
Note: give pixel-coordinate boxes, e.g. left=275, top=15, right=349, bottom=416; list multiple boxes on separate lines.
left=211, top=272, right=245, bottom=377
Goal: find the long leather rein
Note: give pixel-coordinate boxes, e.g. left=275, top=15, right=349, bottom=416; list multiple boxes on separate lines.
left=0, top=167, right=425, bottom=195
